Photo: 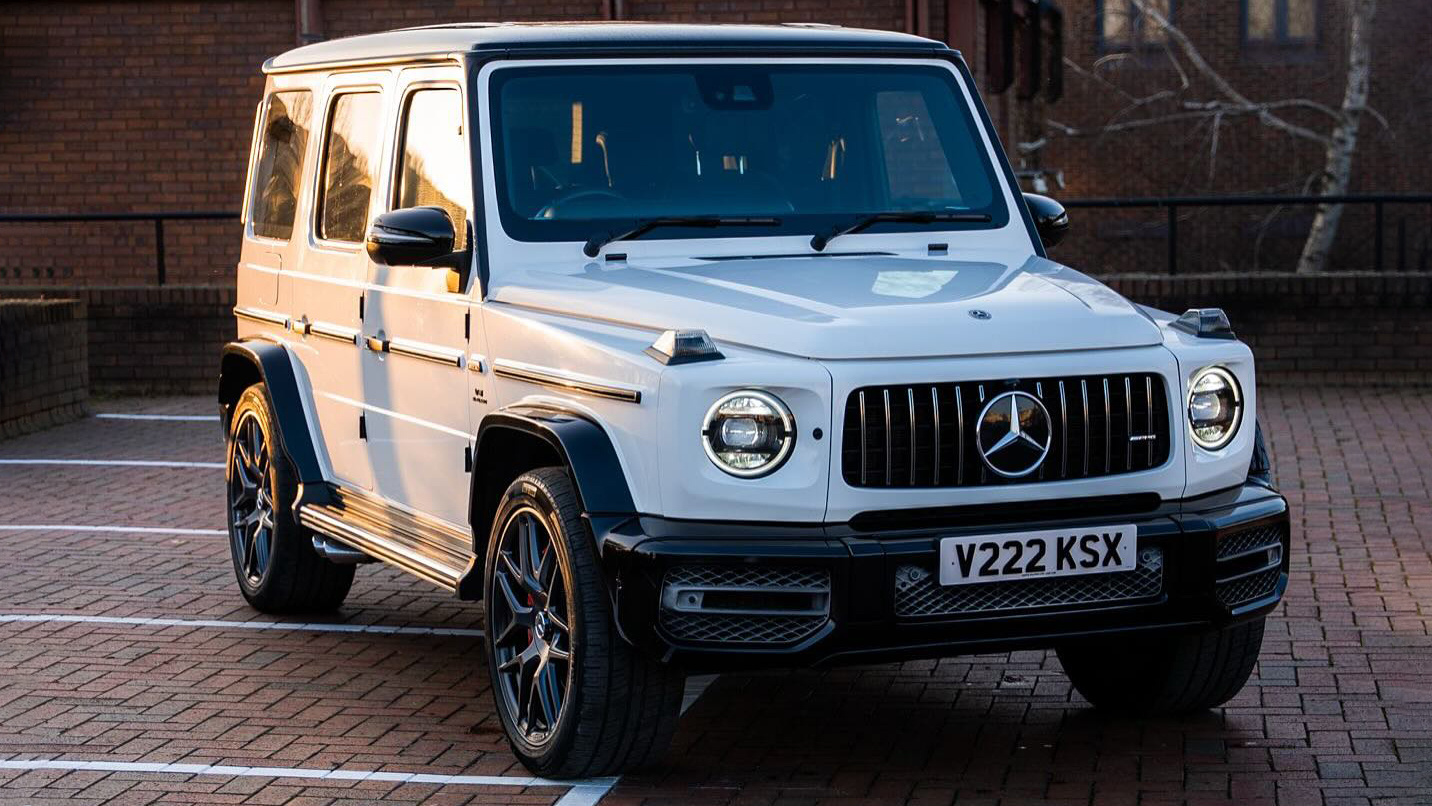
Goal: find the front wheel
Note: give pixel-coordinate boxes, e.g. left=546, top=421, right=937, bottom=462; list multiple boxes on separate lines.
left=1056, top=618, right=1265, bottom=714
left=483, top=467, right=684, bottom=778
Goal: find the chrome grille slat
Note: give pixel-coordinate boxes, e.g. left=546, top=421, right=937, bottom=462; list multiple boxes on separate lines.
left=1081, top=380, right=1090, bottom=477
left=1145, top=376, right=1155, bottom=466
left=955, top=385, right=965, bottom=485
left=883, top=388, right=892, bottom=486
left=841, top=373, right=1169, bottom=489
left=931, top=387, right=941, bottom=486
left=1125, top=376, right=1133, bottom=471
left=858, top=390, right=867, bottom=485
left=1058, top=380, right=1068, bottom=479
left=907, top=387, right=917, bottom=486
left=1103, top=378, right=1112, bottom=475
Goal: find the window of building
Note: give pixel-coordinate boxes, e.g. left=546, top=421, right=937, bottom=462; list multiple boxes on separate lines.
left=1243, top=0, right=1317, bottom=46
left=1099, top=0, right=1172, bottom=50
left=249, top=91, right=312, bottom=241
left=395, top=88, right=470, bottom=250
left=317, top=92, right=383, bottom=243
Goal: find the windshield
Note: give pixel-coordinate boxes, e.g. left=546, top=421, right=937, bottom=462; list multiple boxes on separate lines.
left=488, top=63, right=1010, bottom=244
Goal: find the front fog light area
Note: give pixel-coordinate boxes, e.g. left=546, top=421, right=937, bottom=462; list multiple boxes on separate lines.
left=1188, top=366, right=1242, bottom=450
left=702, top=390, right=795, bottom=477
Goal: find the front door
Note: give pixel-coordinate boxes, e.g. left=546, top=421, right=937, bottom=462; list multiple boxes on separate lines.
left=359, top=69, right=475, bottom=529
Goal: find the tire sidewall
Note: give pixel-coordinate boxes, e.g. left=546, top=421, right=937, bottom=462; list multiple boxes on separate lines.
left=483, top=472, right=584, bottom=768
left=226, top=385, right=292, bottom=599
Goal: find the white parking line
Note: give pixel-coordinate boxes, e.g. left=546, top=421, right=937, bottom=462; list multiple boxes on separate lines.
left=0, top=524, right=224, bottom=536
left=0, top=614, right=484, bottom=638
left=0, top=676, right=719, bottom=803
left=0, top=759, right=597, bottom=788
left=0, top=458, right=224, bottom=469
left=95, top=413, right=220, bottom=422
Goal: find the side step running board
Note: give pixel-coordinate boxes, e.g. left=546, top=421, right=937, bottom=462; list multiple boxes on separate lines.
left=299, top=504, right=465, bottom=593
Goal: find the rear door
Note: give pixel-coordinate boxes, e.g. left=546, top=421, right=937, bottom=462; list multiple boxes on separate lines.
left=358, top=66, right=475, bottom=528
left=282, top=73, right=392, bottom=491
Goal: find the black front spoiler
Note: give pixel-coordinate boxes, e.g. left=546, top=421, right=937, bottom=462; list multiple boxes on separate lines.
left=593, top=481, right=1290, bottom=670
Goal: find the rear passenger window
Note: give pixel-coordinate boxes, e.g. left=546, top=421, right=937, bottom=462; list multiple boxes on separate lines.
left=396, top=88, right=470, bottom=250
left=250, top=91, right=312, bottom=240
left=318, top=92, right=383, bottom=243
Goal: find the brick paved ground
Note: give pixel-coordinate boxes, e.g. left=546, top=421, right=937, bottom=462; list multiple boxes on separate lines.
left=0, top=388, right=1428, bottom=805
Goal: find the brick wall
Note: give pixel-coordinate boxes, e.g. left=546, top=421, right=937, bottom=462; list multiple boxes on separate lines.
left=1, top=1, right=1427, bottom=283
left=0, top=298, right=89, bottom=438
left=1106, top=273, right=1432, bottom=386
left=5, top=286, right=235, bottom=395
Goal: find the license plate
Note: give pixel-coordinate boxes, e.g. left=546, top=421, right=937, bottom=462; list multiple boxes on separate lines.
left=938, top=524, right=1137, bottom=586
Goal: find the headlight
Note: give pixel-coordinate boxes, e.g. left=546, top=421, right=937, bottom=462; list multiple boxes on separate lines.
left=702, top=390, right=795, bottom=478
left=1187, top=366, right=1242, bottom=450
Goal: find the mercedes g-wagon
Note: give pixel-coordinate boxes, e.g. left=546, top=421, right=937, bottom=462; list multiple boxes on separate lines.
left=220, top=22, right=1291, bottom=778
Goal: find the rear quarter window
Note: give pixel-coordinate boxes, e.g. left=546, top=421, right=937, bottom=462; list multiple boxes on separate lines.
left=249, top=91, right=312, bottom=241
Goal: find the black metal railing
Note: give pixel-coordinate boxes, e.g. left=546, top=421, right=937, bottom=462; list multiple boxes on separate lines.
left=0, top=211, right=237, bottom=285
left=2, top=194, right=1429, bottom=282
left=1061, top=193, right=1432, bottom=274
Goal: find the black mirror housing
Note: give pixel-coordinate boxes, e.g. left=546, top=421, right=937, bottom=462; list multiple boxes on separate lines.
left=366, top=206, right=456, bottom=266
left=1023, top=192, right=1070, bottom=250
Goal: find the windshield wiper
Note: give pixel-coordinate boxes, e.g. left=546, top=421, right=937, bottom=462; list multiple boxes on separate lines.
left=583, top=216, right=782, bottom=257
left=809, top=211, right=993, bottom=252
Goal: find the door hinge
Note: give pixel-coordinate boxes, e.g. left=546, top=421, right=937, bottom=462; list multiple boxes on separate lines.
left=359, top=413, right=367, bottom=440
left=464, top=310, right=471, bottom=340
left=464, top=445, right=473, bottom=473
left=359, top=295, right=365, bottom=321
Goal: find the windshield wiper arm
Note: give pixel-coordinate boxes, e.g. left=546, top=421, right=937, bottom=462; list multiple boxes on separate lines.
left=583, top=216, right=782, bottom=257
left=809, top=211, right=993, bottom=252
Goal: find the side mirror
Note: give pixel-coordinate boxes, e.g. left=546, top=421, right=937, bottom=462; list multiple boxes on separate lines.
left=366, top=206, right=455, bottom=266
left=1023, top=192, right=1069, bottom=250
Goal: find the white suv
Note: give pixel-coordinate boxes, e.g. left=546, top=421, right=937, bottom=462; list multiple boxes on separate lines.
left=221, top=22, right=1290, bottom=778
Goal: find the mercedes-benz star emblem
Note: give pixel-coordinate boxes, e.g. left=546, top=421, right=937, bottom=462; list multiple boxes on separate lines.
left=976, top=391, right=1053, bottom=478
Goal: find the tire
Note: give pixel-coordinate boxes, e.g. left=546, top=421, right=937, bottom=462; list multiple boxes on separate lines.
left=483, top=467, right=684, bottom=778
left=1057, top=618, right=1265, bottom=715
left=226, top=383, right=355, bottom=613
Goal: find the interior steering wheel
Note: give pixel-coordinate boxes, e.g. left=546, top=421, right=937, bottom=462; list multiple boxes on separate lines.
left=536, top=189, right=628, bottom=220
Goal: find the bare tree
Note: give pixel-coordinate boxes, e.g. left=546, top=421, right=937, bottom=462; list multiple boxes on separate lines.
left=1297, top=0, right=1377, bottom=274
left=1045, top=0, right=1382, bottom=273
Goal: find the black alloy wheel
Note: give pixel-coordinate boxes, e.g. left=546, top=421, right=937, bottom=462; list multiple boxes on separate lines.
left=489, top=505, right=574, bottom=743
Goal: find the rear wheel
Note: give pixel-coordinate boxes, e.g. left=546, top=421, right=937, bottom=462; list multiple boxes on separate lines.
left=483, top=467, right=684, bottom=778
left=1057, top=618, right=1265, bottom=714
left=226, top=384, right=354, bottom=613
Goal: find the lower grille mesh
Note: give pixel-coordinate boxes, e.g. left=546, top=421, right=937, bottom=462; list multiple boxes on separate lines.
left=894, top=548, right=1164, bottom=618
left=661, top=612, right=827, bottom=644
left=1215, top=523, right=1287, bottom=607
left=659, top=565, right=830, bottom=646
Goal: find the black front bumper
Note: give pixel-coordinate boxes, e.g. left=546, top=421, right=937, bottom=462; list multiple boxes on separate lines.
left=592, top=481, right=1290, bottom=670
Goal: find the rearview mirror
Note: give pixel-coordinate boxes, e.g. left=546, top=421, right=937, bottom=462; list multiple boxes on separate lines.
left=1023, top=193, right=1069, bottom=250
left=366, top=206, right=456, bottom=266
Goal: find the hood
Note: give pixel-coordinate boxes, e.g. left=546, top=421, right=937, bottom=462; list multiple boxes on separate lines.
left=488, top=253, right=1164, bottom=360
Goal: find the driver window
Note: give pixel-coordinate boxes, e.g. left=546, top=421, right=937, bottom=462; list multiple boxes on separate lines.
left=396, top=88, right=469, bottom=250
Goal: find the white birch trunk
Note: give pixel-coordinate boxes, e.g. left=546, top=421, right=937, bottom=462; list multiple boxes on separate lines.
left=1296, top=0, right=1378, bottom=274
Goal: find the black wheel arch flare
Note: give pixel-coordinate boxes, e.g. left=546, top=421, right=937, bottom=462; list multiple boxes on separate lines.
left=218, top=340, right=330, bottom=507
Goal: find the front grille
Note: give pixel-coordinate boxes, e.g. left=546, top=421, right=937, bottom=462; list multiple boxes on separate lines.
left=1215, top=523, right=1286, bottom=607
left=659, top=565, right=830, bottom=646
left=842, top=373, right=1170, bottom=488
left=894, top=547, right=1164, bottom=618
